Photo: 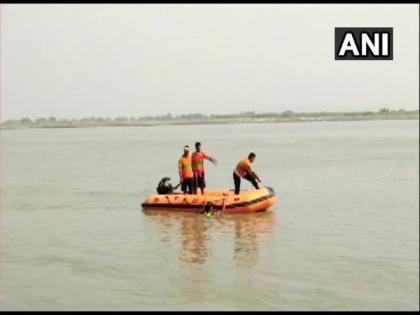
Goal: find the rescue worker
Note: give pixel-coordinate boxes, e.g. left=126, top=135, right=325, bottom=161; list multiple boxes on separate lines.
left=178, top=145, right=194, bottom=194
left=233, top=152, right=261, bottom=195
left=191, top=142, right=217, bottom=194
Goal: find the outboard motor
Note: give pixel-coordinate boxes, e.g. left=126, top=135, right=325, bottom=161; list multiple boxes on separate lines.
left=156, top=177, right=174, bottom=195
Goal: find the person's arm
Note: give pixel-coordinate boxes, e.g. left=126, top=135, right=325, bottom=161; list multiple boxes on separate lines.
left=245, top=162, right=261, bottom=182
left=252, top=171, right=261, bottom=182
left=204, top=152, right=217, bottom=165
left=178, top=160, right=183, bottom=183
left=191, top=155, right=197, bottom=174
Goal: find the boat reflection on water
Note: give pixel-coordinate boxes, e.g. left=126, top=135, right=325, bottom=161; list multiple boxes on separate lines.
left=179, top=214, right=211, bottom=264
left=143, top=210, right=278, bottom=266
left=229, top=212, right=277, bottom=268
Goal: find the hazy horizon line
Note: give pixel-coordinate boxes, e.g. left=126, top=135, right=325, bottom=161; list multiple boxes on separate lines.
left=2, top=107, right=419, bottom=122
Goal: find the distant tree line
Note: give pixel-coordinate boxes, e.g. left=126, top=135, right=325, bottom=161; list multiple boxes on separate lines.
left=1, top=108, right=418, bottom=128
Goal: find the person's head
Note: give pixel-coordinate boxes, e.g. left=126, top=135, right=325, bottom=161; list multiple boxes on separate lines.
left=195, top=142, right=201, bottom=152
left=248, top=152, right=256, bottom=163
left=183, top=145, right=190, bottom=155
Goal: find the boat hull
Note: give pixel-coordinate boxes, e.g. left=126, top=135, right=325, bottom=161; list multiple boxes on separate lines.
left=141, top=186, right=277, bottom=214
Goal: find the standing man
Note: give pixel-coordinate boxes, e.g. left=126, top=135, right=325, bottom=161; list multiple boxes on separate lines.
left=192, top=142, right=217, bottom=194
left=233, top=152, right=261, bottom=195
left=178, top=145, right=194, bottom=194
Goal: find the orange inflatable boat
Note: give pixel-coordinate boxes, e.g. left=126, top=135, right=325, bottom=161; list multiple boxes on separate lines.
left=141, top=186, right=277, bottom=214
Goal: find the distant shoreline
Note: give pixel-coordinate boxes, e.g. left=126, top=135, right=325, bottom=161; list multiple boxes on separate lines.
left=1, top=109, right=418, bottom=130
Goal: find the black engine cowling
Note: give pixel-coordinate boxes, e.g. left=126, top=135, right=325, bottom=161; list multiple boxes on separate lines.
left=156, top=177, right=174, bottom=195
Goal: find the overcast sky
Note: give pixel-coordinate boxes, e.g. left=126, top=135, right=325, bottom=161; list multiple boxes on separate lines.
left=1, top=4, right=418, bottom=120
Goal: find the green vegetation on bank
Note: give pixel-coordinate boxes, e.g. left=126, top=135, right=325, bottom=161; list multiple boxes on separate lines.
left=1, top=108, right=418, bottom=129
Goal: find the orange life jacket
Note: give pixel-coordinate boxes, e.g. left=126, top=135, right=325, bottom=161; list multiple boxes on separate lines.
left=235, top=158, right=252, bottom=178
left=192, top=151, right=208, bottom=174
left=179, top=155, right=194, bottom=179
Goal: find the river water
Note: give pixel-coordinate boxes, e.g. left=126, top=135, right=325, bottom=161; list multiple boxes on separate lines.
left=0, top=120, right=418, bottom=310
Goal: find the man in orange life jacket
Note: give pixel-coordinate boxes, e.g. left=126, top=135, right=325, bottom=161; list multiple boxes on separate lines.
left=233, top=152, right=261, bottom=195
left=178, top=145, right=194, bottom=194
left=191, top=142, right=217, bottom=194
